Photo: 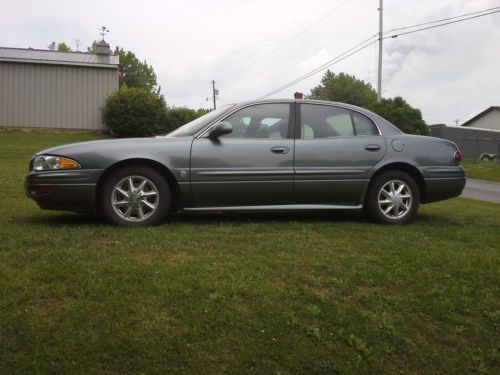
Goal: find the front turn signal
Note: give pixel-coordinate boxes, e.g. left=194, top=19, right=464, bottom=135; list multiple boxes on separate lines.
left=33, top=155, right=81, bottom=171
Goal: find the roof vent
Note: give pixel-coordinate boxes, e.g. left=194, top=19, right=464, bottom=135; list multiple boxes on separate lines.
left=294, top=92, right=304, bottom=99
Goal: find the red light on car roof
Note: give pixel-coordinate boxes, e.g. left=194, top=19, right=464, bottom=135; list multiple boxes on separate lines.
left=454, top=150, right=462, bottom=162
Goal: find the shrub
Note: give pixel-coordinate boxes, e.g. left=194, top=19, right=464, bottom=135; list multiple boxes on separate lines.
left=165, top=107, right=211, bottom=132
left=102, top=86, right=167, bottom=137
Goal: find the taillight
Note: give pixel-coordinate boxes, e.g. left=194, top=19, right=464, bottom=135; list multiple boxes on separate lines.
left=453, top=150, right=462, bottom=162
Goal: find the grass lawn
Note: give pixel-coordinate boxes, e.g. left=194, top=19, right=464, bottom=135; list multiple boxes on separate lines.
left=1, top=130, right=499, bottom=374
left=461, top=160, right=500, bottom=183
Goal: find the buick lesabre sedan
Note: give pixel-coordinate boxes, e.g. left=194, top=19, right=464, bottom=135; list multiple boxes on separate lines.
left=26, top=99, right=465, bottom=226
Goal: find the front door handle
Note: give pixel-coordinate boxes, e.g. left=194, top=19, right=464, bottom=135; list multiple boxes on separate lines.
left=271, top=146, right=289, bottom=154
left=365, top=144, right=381, bottom=151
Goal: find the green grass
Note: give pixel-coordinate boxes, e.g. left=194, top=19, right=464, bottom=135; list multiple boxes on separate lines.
left=1, top=130, right=499, bottom=374
left=462, top=160, right=500, bottom=183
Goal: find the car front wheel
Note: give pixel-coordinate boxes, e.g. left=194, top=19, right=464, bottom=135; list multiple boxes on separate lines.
left=100, top=165, right=171, bottom=227
left=365, top=171, right=420, bottom=224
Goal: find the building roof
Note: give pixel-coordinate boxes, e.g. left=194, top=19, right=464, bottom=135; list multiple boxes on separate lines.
left=462, top=106, right=500, bottom=127
left=0, top=47, right=119, bottom=68
left=431, top=123, right=500, bottom=134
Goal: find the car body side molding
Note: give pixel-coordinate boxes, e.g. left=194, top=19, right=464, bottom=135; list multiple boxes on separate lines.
left=184, top=204, right=363, bottom=211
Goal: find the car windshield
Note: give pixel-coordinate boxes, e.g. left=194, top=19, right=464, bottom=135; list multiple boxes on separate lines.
left=166, top=104, right=235, bottom=137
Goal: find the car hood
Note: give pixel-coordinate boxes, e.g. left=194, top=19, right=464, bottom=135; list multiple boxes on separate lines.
left=36, top=136, right=191, bottom=157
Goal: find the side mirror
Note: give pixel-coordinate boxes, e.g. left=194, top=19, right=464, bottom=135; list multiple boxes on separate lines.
left=208, top=121, right=232, bottom=139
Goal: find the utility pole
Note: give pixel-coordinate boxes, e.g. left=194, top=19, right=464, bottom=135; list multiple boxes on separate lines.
left=377, top=0, right=383, bottom=102
left=212, top=80, right=217, bottom=110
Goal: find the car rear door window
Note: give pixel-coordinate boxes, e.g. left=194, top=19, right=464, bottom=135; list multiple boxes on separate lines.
left=300, top=104, right=354, bottom=139
left=352, top=112, right=379, bottom=135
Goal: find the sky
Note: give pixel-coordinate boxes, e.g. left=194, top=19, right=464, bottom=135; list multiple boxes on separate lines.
left=1, top=0, right=499, bottom=125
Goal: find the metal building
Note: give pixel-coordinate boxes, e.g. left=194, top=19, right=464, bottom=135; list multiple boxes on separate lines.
left=0, top=45, right=119, bottom=131
left=429, top=124, right=500, bottom=162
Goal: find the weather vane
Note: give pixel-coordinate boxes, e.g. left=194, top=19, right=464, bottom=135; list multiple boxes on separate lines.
left=99, top=26, right=109, bottom=40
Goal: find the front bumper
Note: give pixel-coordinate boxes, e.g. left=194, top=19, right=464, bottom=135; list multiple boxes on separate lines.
left=25, top=169, right=104, bottom=214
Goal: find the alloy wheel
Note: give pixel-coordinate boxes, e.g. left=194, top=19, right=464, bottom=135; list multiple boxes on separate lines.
left=111, top=175, right=160, bottom=222
left=377, top=179, right=413, bottom=220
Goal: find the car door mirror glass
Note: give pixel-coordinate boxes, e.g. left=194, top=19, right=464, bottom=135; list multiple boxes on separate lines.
left=208, top=121, right=233, bottom=139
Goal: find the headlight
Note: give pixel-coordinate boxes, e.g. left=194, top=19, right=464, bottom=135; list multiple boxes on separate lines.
left=33, top=155, right=81, bottom=171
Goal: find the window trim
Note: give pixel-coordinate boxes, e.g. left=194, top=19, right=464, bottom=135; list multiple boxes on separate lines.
left=296, top=103, right=382, bottom=140
left=350, top=109, right=381, bottom=137
left=196, top=102, right=295, bottom=140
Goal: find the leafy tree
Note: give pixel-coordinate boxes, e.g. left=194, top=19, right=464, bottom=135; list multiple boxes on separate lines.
left=47, top=41, right=71, bottom=52
left=102, top=86, right=168, bottom=137
left=369, top=97, right=428, bottom=135
left=87, top=40, right=99, bottom=53
left=309, top=71, right=377, bottom=108
left=114, top=47, right=159, bottom=93
left=57, top=42, right=71, bottom=52
left=308, top=70, right=428, bottom=135
left=87, top=43, right=159, bottom=93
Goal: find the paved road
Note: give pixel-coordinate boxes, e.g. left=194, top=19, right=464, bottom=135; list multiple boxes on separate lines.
left=461, top=179, right=500, bottom=203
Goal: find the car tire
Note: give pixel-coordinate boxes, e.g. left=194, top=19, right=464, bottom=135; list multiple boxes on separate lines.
left=99, top=165, right=171, bottom=227
left=365, top=170, right=420, bottom=225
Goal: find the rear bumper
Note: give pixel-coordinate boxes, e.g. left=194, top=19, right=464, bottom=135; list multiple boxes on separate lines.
left=419, top=165, right=466, bottom=203
left=25, top=169, right=103, bottom=214
left=423, top=177, right=466, bottom=203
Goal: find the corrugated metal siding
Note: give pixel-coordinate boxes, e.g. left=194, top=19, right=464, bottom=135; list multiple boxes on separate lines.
left=0, top=62, right=118, bottom=130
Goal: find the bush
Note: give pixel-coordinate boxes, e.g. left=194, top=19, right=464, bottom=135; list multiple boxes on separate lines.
left=165, top=107, right=211, bottom=131
left=102, top=86, right=167, bottom=137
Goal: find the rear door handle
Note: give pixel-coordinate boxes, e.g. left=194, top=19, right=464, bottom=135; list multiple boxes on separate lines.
left=364, top=144, right=381, bottom=151
left=271, top=146, right=289, bottom=154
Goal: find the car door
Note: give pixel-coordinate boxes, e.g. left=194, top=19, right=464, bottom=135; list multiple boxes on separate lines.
left=294, top=103, right=386, bottom=205
left=190, top=103, right=295, bottom=207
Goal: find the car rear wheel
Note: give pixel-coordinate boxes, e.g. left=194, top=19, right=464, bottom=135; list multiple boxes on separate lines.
left=365, top=171, right=420, bottom=224
left=100, top=166, right=171, bottom=227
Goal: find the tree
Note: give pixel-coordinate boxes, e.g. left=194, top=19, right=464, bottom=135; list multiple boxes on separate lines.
left=309, top=71, right=377, bottom=108
left=102, top=86, right=168, bottom=137
left=86, top=43, right=159, bottom=94
left=308, top=70, right=428, bottom=135
left=369, top=97, right=428, bottom=135
left=114, top=47, right=159, bottom=93
left=47, top=41, right=71, bottom=52
left=57, top=42, right=71, bottom=52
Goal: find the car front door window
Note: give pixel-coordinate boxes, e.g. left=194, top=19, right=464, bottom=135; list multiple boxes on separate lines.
left=219, top=103, right=290, bottom=139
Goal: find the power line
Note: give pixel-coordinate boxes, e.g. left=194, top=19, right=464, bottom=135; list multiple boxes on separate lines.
left=384, top=6, right=500, bottom=34
left=260, top=36, right=378, bottom=98
left=260, top=7, right=500, bottom=99
left=217, top=0, right=353, bottom=82
left=383, top=9, right=500, bottom=39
